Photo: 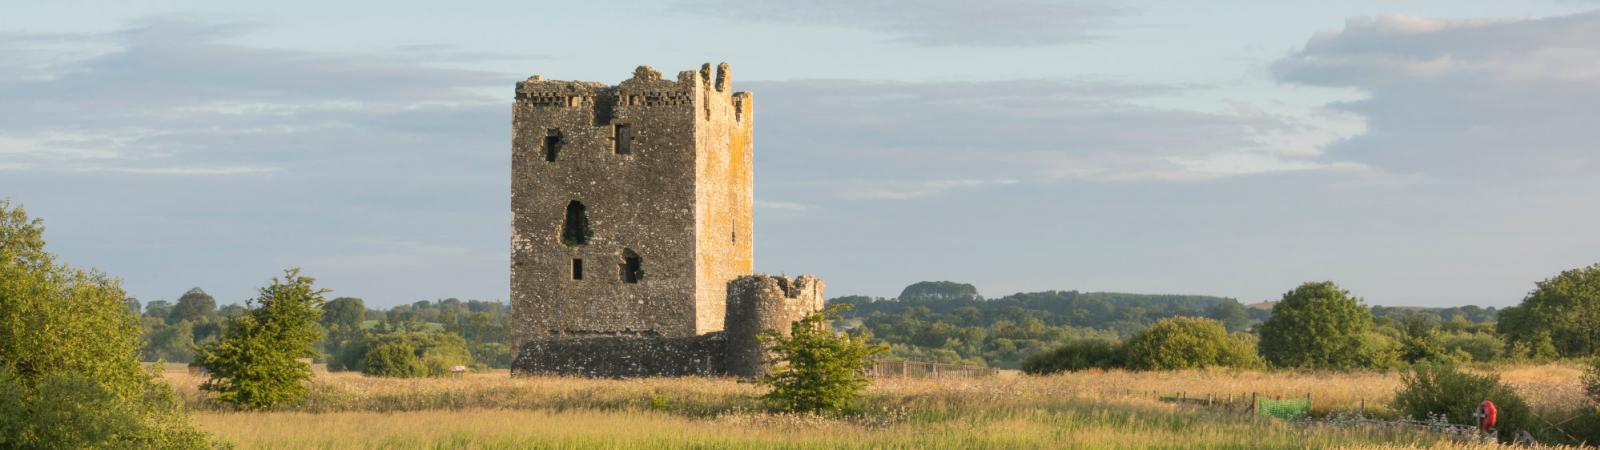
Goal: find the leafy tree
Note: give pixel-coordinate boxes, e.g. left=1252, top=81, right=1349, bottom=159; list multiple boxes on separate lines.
left=898, top=281, right=981, bottom=302
left=197, top=268, right=327, bottom=408
left=756, top=305, right=885, bottom=414
left=168, top=287, right=216, bottom=323
left=1206, top=301, right=1252, bottom=332
left=143, top=320, right=197, bottom=363
left=322, top=297, right=366, bottom=329
left=1398, top=314, right=1447, bottom=363
left=1122, top=317, right=1263, bottom=371
left=1258, top=281, right=1377, bottom=370
left=1393, top=363, right=1532, bottom=442
left=125, top=297, right=142, bottom=316
left=1021, top=339, right=1124, bottom=374
left=143, top=300, right=174, bottom=324
left=1497, top=264, right=1600, bottom=357
left=0, top=199, right=209, bottom=448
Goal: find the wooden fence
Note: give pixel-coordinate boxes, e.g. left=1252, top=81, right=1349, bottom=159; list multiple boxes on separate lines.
left=867, top=358, right=997, bottom=379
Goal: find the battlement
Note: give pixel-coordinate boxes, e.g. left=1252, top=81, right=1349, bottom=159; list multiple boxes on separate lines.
left=515, top=64, right=751, bottom=122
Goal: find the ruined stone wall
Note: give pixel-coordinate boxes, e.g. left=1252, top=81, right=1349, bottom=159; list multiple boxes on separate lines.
left=510, top=63, right=755, bottom=356
left=512, top=333, right=725, bottom=378
left=723, top=275, right=826, bottom=378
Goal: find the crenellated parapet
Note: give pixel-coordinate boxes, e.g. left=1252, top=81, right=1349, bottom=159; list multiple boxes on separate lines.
left=515, top=63, right=750, bottom=123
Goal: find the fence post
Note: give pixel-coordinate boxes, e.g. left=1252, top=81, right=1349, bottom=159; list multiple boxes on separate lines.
left=1252, top=392, right=1258, bottom=416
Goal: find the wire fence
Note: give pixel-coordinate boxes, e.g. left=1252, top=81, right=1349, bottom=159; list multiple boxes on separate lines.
left=866, top=358, right=998, bottom=379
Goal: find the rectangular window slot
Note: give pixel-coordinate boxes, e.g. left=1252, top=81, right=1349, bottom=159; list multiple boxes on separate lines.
left=572, top=259, right=583, bottom=280
left=613, top=124, right=632, bottom=155
left=543, top=129, right=562, bottom=162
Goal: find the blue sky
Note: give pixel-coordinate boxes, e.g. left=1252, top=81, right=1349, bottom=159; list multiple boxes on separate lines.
left=2, top=1, right=1598, bottom=307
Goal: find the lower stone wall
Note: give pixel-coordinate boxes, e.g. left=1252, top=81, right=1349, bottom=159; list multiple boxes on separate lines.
left=512, top=332, right=726, bottom=378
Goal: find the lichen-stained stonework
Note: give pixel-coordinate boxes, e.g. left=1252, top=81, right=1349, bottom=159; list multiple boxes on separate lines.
left=511, top=63, right=779, bottom=377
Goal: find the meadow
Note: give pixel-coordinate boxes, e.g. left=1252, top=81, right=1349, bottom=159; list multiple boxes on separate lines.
left=157, top=363, right=1593, bottom=449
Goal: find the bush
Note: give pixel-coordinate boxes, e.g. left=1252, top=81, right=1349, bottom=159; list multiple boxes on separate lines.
left=363, top=342, right=428, bottom=378
left=1393, top=363, right=1531, bottom=442
left=0, top=200, right=210, bottom=448
left=1123, top=317, right=1263, bottom=371
left=1021, top=339, right=1124, bottom=374
left=353, top=331, right=474, bottom=378
left=757, top=305, right=885, bottom=414
left=1258, top=281, right=1379, bottom=370
left=1586, top=359, right=1600, bottom=404
left=197, top=268, right=327, bottom=408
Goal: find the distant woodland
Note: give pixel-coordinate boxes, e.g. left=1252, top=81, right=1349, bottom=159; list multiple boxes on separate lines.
left=133, top=280, right=1505, bottom=371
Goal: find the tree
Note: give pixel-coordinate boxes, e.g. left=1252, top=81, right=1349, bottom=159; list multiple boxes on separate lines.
left=1258, top=281, right=1377, bottom=370
left=196, top=268, right=327, bottom=408
left=1122, top=317, right=1262, bottom=371
left=756, top=305, right=885, bottom=414
left=322, top=297, right=366, bottom=329
left=1398, top=314, right=1447, bottom=363
left=1497, top=264, right=1600, bottom=357
left=898, top=281, right=981, bottom=302
left=143, top=300, right=174, bottom=324
left=168, top=288, right=216, bottom=323
left=0, top=199, right=209, bottom=448
left=1205, top=301, right=1252, bottom=332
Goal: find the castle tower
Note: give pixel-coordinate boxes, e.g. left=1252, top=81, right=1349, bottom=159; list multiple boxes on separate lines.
left=723, top=275, right=826, bottom=377
left=510, top=63, right=755, bottom=352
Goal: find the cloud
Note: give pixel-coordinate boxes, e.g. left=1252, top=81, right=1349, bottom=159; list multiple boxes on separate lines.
left=746, top=78, right=1350, bottom=203
left=1273, top=11, right=1600, bottom=177
left=0, top=18, right=516, bottom=304
left=675, top=0, right=1122, bottom=47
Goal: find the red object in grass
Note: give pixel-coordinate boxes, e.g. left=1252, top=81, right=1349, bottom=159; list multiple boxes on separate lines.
left=1477, top=400, right=1498, bottom=431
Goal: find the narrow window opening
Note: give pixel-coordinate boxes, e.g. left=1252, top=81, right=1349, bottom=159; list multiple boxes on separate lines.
left=571, top=259, right=584, bottom=280
left=613, top=124, right=632, bottom=155
left=542, top=129, right=562, bottom=162
left=620, top=249, right=642, bottom=283
left=561, top=201, right=591, bottom=245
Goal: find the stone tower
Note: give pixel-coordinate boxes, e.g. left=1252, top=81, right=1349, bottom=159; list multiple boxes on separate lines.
left=510, top=63, right=754, bottom=350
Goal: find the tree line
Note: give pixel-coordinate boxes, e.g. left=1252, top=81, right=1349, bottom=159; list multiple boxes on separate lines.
left=132, top=289, right=512, bottom=376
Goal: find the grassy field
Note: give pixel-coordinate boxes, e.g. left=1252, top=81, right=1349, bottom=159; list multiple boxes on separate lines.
left=159, top=364, right=1592, bottom=449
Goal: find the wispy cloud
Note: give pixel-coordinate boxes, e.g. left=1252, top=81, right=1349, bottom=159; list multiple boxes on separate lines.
left=1274, top=11, right=1600, bottom=178
left=675, top=0, right=1123, bottom=47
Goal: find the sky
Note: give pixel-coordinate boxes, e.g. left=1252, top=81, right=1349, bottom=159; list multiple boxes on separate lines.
left=2, top=1, right=1598, bottom=308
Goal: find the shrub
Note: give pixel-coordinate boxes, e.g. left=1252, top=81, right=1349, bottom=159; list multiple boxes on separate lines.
left=1393, top=363, right=1531, bottom=442
left=0, top=200, right=210, bottom=448
left=1123, top=317, right=1263, bottom=371
left=757, top=305, right=885, bottom=414
left=351, top=331, right=474, bottom=378
left=1258, top=281, right=1378, bottom=370
left=363, top=342, right=428, bottom=378
left=1021, top=339, right=1124, bottom=374
left=1585, top=359, right=1600, bottom=404
left=197, top=268, right=327, bottom=408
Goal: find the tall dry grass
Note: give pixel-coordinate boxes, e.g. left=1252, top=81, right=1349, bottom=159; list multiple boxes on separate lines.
left=160, top=363, right=1592, bottom=449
